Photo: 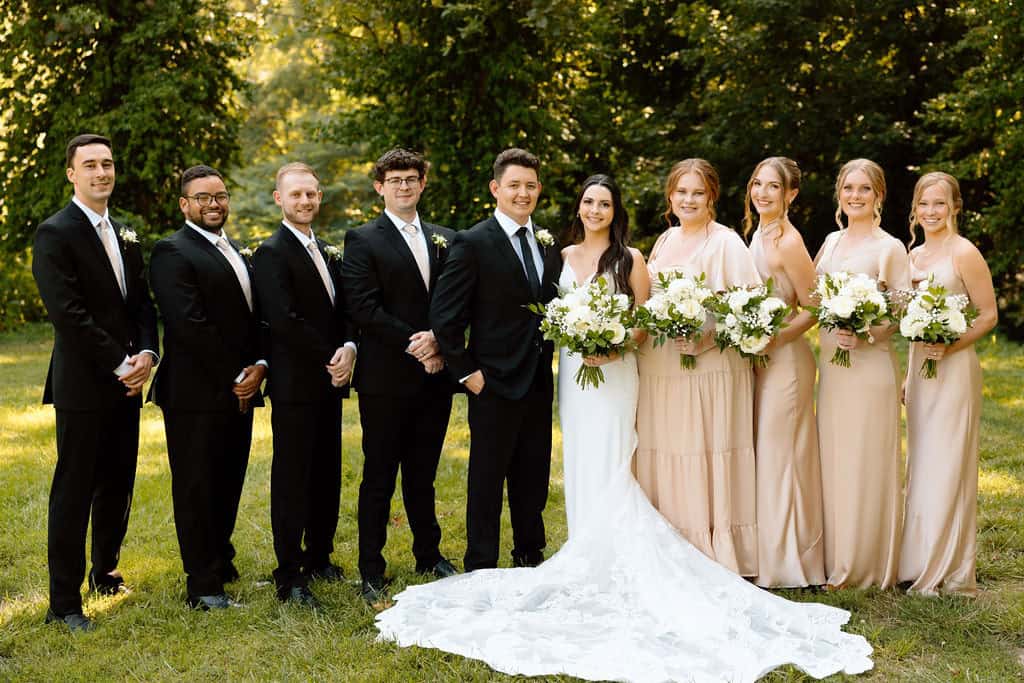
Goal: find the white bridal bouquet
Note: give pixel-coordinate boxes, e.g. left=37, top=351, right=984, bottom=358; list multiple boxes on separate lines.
left=706, top=282, right=791, bottom=368
left=529, top=277, right=634, bottom=389
left=634, top=271, right=714, bottom=369
left=899, top=276, right=978, bottom=378
left=809, top=271, right=892, bottom=368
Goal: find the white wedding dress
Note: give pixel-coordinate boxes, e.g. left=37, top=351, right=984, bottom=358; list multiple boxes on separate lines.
left=375, top=263, right=873, bottom=682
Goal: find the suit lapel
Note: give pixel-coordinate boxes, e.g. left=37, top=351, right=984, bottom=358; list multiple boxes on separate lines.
left=486, top=218, right=533, bottom=298
left=185, top=225, right=250, bottom=312
left=377, top=214, right=428, bottom=294
left=420, top=222, right=440, bottom=288
left=68, top=203, right=124, bottom=301
left=280, top=224, right=334, bottom=309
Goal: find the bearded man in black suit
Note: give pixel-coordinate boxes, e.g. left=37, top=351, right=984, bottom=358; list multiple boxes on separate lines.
left=253, top=162, right=356, bottom=608
left=32, top=133, right=159, bottom=631
left=429, top=148, right=561, bottom=571
left=341, top=149, right=458, bottom=603
left=148, top=165, right=267, bottom=611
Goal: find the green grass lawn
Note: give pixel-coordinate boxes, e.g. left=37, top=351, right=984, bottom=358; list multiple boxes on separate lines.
left=1, top=323, right=1021, bottom=681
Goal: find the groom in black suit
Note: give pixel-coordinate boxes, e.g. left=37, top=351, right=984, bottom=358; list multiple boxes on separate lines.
left=430, top=148, right=561, bottom=571
left=254, top=162, right=356, bottom=607
left=32, top=134, right=159, bottom=630
left=341, top=149, right=458, bottom=602
left=148, top=165, right=267, bottom=610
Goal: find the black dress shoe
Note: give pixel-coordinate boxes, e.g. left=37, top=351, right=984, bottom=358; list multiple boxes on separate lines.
left=280, top=585, right=320, bottom=608
left=187, top=593, right=243, bottom=610
left=360, top=576, right=391, bottom=605
left=511, top=551, right=544, bottom=568
left=45, top=609, right=96, bottom=632
left=88, top=571, right=129, bottom=596
left=307, top=563, right=345, bottom=582
left=417, top=558, right=459, bottom=579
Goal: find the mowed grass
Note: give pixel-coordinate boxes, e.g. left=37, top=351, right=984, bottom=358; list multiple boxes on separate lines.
left=0, top=323, right=1021, bottom=682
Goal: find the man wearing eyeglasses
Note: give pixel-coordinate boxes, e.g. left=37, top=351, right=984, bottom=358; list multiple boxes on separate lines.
left=32, top=133, right=159, bottom=632
left=341, top=149, right=458, bottom=604
left=253, top=162, right=356, bottom=608
left=148, top=165, right=267, bottom=611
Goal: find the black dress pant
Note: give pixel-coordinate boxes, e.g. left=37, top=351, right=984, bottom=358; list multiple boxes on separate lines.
left=49, top=403, right=139, bottom=615
left=270, top=396, right=342, bottom=593
left=357, top=388, right=452, bottom=578
left=463, top=365, right=552, bottom=571
left=163, top=408, right=252, bottom=597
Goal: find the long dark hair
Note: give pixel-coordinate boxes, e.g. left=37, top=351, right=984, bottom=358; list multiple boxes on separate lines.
left=567, top=174, right=634, bottom=300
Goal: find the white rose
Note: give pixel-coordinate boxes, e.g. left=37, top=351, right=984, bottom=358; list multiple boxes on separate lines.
left=614, top=293, right=629, bottom=309
left=724, top=313, right=738, bottom=329
left=727, top=290, right=753, bottom=314
left=667, top=277, right=696, bottom=298
left=829, top=294, right=856, bottom=318
left=943, top=309, right=967, bottom=334
left=739, top=334, right=770, bottom=354
left=759, top=297, right=786, bottom=315
left=676, top=298, right=704, bottom=320
left=900, top=315, right=928, bottom=338
left=608, top=321, right=627, bottom=345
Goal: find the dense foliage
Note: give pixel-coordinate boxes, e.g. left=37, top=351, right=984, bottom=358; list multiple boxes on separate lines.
left=2, top=0, right=1022, bottom=334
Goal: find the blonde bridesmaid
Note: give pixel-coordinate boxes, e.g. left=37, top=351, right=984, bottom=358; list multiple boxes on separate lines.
left=899, top=172, right=997, bottom=596
left=635, top=159, right=762, bottom=577
left=814, top=159, right=909, bottom=589
left=743, top=158, right=826, bottom=588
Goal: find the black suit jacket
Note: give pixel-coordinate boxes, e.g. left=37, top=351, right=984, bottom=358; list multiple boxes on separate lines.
left=342, top=213, right=457, bottom=397
left=148, top=224, right=266, bottom=412
left=430, top=216, right=561, bottom=400
left=253, top=223, right=352, bottom=404
left=32, top=201, right=159, bottom=410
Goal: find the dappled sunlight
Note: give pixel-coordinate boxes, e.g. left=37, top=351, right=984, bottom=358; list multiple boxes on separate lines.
left=979, top=469, right=1024, bottom=497
left=0, top=588, right=48, bottom=625
left=0, top=404, right=54, bottom=432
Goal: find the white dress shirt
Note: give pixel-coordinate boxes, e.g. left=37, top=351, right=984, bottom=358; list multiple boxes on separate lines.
left=494, top=208, right=545, bottom=285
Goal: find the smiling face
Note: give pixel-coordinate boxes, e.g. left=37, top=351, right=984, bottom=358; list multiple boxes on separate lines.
left=66, top=143, right=115, bottom=212
left=578, top=184, right=614, bottom=234
left=180, top=174, right=229, bottom=231
left=750, top=164, right=794, bottom=223
left=838, top=169, right=878, bottom=223
left=670, top=172, right=711, bottom=228
left=275, top=170, right=322, bottom=230
left=916, top=181, right=954, bottom=236
left=490, top=164, right=541, bottom=226
left=374, top=167, right=425, bottom=220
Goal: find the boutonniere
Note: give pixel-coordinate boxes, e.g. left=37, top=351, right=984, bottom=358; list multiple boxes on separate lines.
left=431, top=233, right=448, bottom=257
left=119, top=227, right=138, bottom=244
left=238, top=246, right=254, bottom=258
left=323, top=244, right=343, bottom=261
left=534, top=229, right=554, bottom=248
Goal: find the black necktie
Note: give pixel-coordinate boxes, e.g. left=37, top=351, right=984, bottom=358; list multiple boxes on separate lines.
left=516, top=226, right=541, bottom=298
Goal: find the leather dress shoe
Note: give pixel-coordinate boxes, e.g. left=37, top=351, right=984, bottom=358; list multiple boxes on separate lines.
left=360, top=576, right=391, bottom=605
left=88, top=571, right=129, bottom=596
left=511, top=551, right=544, bottom=568
left=280, top=585, right=320, bottom=608
left=187, top=593, right=243, bottom=610
left=45, top=609, right=96, bottom=632
left=417, top=558, right=459, bottom=579
left=307, top=563, right=345, bottom=582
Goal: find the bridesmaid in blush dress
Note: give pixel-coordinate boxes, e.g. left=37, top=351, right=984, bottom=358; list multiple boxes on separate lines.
left=814, top=159, right=909, bottom=590
left=743, top=158, right=826, bottom=588
left=899, top=172, right=997, bottom=596
left=636, top=158, right=762, bottom=577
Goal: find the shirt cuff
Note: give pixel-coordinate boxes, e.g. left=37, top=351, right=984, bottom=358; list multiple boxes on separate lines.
left=344, top=341, right=357, bottom=355
left=458, top=371, right=477, bottom=384
left=140, top=349, right=160, bottom=365
left=113, top=355, right=133, bottom=377
left=255, top=359, right=268, bottom=368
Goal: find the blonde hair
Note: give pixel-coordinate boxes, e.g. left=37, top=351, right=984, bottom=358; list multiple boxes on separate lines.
left=662, top=158, right=720, bottom=228
left=908, top=171, right=962, bottom=249
left=834, top=158, right=886, bottom=230
left=742, top=156, right=801, bottom=242
left=275, top=162, right=320, bottom=190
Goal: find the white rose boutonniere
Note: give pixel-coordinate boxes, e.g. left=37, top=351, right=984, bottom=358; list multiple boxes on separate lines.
left=431, top=232, right=448, bottom=257
left=534, top=228, right=554, bottom=248
left=323, top=244, right=343, bottom=261
left=119, top=227, right=138, bottom=244
left=238, top=246, right=254, bottom=258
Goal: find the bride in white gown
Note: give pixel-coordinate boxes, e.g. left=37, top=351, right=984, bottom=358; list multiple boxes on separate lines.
left=376, top=175, right=873, bottom=682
